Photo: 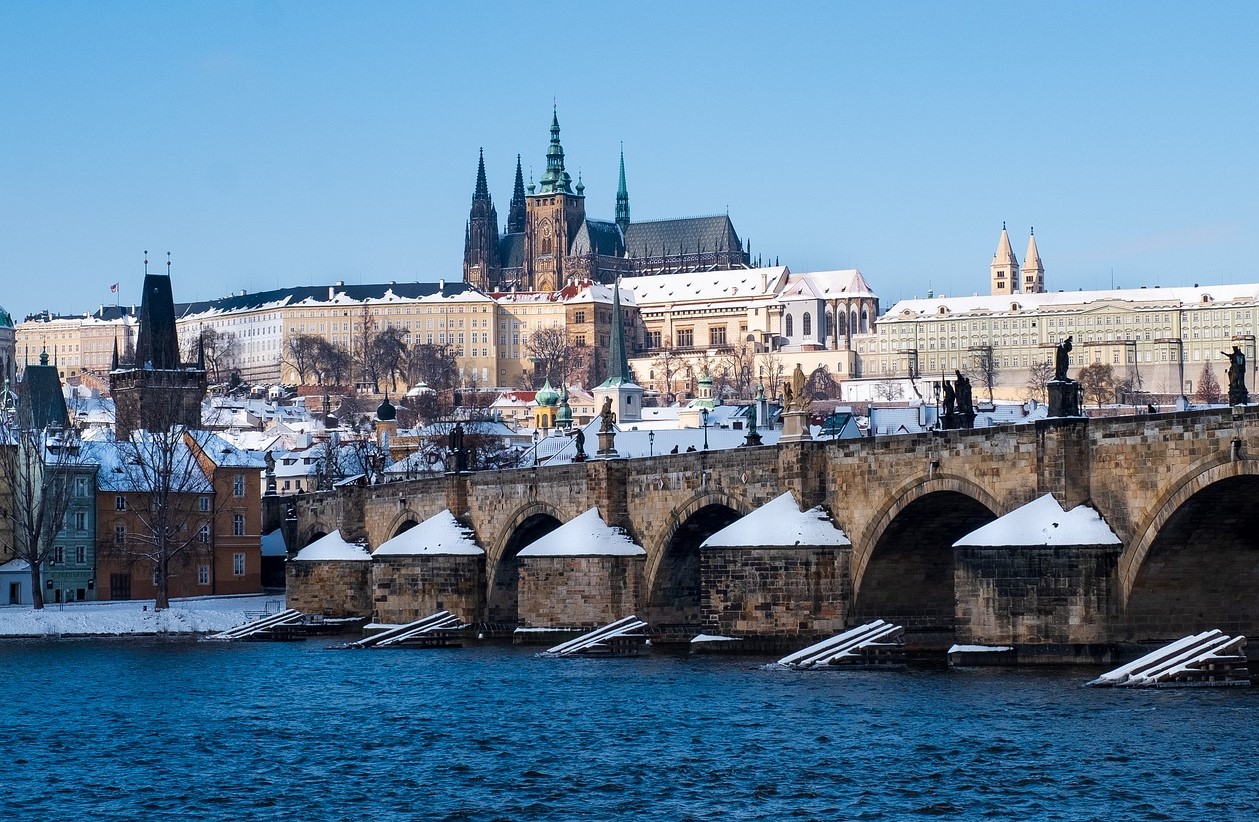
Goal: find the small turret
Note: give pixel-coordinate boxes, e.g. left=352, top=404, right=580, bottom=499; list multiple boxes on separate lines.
left=615, top=146, right=630, bottom=234
left=507, top=154, right=527, bottom=234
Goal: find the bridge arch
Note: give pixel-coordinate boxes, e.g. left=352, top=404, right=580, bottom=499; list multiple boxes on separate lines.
left=1121, top=457, right=1259, bottom=638
left=298, top=524, right=332, bottom=549
left=384, top=511, right=422, bottom=542
left=646, top=490, right=750, bottom=635
left=851, top=474, right=999, bottom=645
left=486, top=501, right=564, bottom=626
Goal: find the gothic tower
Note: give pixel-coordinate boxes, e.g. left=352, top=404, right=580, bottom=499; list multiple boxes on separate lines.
left=525, top=110, right=586, bottom=292
left=110, top=262, right=207, bottom=437
left=615, top=146, right=630, bottom=235
left=990, top=222, right=1020, bottom=296
left=1022, top=227, right=1045, bottom=294
left=463, top=149, right=501, bottom=291
left=507, top=154, right=526, bottom=234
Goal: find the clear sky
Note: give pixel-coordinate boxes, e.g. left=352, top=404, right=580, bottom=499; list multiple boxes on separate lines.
left=2, top=2, right=1256, bottom=320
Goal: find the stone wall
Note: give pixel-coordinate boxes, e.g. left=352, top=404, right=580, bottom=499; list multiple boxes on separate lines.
left=699, top=545, right=850, bottom=640
left=517, top=555, right=645, bottom=629
left=371, top=555, right=485, bottom=625
left=286, top=560, right=372, bottom=618
left=954, top=544, right=1121, bottom=646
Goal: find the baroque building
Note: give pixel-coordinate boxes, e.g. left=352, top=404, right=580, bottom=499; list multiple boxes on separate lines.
left=463, top=112, right=752, bottom=293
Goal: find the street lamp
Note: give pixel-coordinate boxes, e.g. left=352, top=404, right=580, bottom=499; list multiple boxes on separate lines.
left=701, top=408, right=710, bottom=451
left=649, top=430, right=654, bottom=457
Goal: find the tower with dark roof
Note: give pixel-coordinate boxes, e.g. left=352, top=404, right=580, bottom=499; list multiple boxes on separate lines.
left=463, top=149, right=502, bottom=291
left=525, top=110, right=586, bottom=292
left=110, top=265, right=207, bottom=437
left=615, top=147, right=630, bottom=235
left=507, top=155, right=527, bottom=234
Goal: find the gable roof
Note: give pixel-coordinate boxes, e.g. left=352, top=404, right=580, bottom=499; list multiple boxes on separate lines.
left=569, top=219, right=625, bottom=257
left=623, top=215, right=743, bottom=259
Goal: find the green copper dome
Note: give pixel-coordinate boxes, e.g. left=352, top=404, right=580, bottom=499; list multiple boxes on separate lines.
left=556, top=385, right=573, bottom=428
left=535, top=378, right=560, bottom=407
left=0, top=306, right=12, bottom=328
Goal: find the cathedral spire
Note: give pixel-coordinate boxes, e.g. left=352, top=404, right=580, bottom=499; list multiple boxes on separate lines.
left=615, top=145, right=630, bottom=234
left=990, top=222, right=1020, bottom=296
left=473, top=148, right=490, bottom=201
left=1022, top=227, right=1045, bottom=294
left=538, top=109, right=573, bottom=194
left=507, top=154, right=526, bottom=233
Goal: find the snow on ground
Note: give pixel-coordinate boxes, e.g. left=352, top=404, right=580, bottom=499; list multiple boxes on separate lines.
left=702, top=491, right=851, bottom=548
left=0, top=594, right=285, bottom=638
left=517, top=508, right=645, bottom=557
left=953, top=494, right=1121, bottom=547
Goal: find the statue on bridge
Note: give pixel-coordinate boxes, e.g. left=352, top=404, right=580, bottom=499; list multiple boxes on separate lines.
left=573, top=427, right=586, bottom=462
left=954, top=370, right=975, bottom=429
left=1223, top=345, right=1249, bottom=405
left=1048, top=336, right=1082, bottom=417
left=448, top=422, right=467, bottom=473
left=941, top=378, right=957, bottom=429
left=1054, top=336, right=1074, bottom=382
left=599, top=397, right=617, bottom=432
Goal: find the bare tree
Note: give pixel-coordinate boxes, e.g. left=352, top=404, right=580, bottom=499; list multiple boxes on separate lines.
left=524, top=325, right=590, bottom=389
left=651, top=348, right=685, bottom=403
left=1077, top=362, right=1117, bottom=408
left=719, top=341, right=758, bottom=400
left=806, top=365, right=841, bottom=400
left=283, top=333, right=324, bottom=385
left=316, top=339, right=352, bottom=386
left=370, top=326, right=409, bottom=393
left=971, top=346, right=999, bottom=402
left=353, top=304, right=379, bottom=390
left=1193, top=363, right=1222, bottom=404
left=406, top=343, right=459, bottom=391
left=1025, top=359, right=1054, bottom=403
left=189, top=328, right=239, bottom=385
left=0, top=416, right=82, bottom=610
left=99, top=407, right=215, bottom=611
left=757, top=353, right=786, bottom=402
left=874, top=379, right=905, bottom=401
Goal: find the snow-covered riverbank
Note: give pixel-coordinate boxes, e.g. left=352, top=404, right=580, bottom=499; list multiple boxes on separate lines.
left=0, top=594, right=285, bottom=638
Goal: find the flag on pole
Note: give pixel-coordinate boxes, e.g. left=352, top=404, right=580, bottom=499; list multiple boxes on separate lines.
left=110, top=283, right=119, bottom=293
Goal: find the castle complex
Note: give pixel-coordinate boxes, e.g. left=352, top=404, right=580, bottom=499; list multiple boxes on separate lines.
left=463, top=112, right=751, bottom=293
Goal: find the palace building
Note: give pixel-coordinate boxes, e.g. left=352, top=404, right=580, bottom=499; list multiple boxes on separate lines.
left=463, top=112, right=752, bottom=293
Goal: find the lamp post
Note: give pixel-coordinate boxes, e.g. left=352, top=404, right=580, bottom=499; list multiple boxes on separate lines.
left=649, top=430, right=654, bottom=457
left=701, top=408, right=710, bottom=451
left=532, top=429, right=539, bottom=467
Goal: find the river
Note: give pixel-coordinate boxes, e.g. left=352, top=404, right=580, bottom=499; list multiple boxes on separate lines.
left=0, top=639, right=1254, bottom=820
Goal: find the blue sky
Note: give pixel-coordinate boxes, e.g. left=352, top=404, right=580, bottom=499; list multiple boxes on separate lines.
left=2, top=2, right=1256, bottom=320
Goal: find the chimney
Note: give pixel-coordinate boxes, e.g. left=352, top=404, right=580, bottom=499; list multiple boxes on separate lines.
left=328, top=286, right=335, bottom=300
left=439, top=279, right=446, bottom=291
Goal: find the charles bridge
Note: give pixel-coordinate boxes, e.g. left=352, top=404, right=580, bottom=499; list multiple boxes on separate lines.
left=270, top=406, right=1259, bottom=658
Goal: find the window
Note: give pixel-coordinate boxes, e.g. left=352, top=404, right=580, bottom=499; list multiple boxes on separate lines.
left=198, top=565, right=210, bottom=585
left=76, top=512, right=87, bottom=531
left=199, top=524, right=210, bottom=544
left=709, top=326, right=727, bottom=346
left=648, top=331, right=662, bottom=349
left=676, top=329, right=694, bottom=348
left=574, top=310, right=586, bottom=324
left=115, top=495, right=127, bottom=511
left=233, top=475, right=245, bottom=497
left=76, top=546, right=86, bottom=564
left=233, top=553, right=246, bottom=576
left=54, top=546, right=64, bottom=564
left=199, top=496, right=210, bottom=512
left=75, top=477, right=89, bottom=497
left=115, top=525, right=126, bottom=545
left=786, top=315, right=794, bottom=337
left=233, top=514, right=245, bottom=537
left=803, top=313, right=812, bottom=337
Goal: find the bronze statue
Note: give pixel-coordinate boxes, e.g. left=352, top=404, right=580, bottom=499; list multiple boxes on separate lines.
left=1223, top=345, right=1248, bottom=405
left=1054, top=336, right=1074, bottom=381
left=942, top=379, right=956, bottom=418
left=599, top=396, right=616, bottom=431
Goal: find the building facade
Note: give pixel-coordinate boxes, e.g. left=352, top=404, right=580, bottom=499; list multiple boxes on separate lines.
left=14, top=307, right=136, bottom=389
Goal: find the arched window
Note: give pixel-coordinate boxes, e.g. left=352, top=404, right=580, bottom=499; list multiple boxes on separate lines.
left=824, top=311, right=833, bottom=339
left=803, top=312, right=812, bottom=337
left=785, top=314, right=794, bottom=337
left=861, top=307, right=870, bottom=333
left=851, top=310, right=859, bottom=334
left=836, top=311, right=847, bottom=337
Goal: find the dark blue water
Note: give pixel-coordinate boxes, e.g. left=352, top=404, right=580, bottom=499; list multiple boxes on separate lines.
left=0, top=640, right=1254, bottom=820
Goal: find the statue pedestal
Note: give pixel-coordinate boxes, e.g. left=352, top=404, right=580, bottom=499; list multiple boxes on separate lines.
left=596, top=429, right=618, bottom=457
left=780, top=410, right=813, bottom=443
left=1229, top=386, right=1249, bottom=406
left=1048, top=379, right=1081, bottom=417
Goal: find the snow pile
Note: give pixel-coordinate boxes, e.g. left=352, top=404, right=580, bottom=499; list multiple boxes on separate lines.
left=702, top=491, right=850, bottom=548
left=517, top=508, right=645, bottom=557
left=953, top=494, right=1121, bottom=547
left=0, top=594, right=285, bottom=637
left=293, top=530, right=372, bottom=561
left=373, top=510, right=483, bottom=556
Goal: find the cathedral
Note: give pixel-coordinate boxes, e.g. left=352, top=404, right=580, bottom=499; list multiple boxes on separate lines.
left=463, top=112, right=752, bottom=293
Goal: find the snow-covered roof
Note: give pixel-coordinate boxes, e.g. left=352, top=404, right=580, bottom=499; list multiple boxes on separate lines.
left=517, top=508, right=645, bottom=557
left=373, top=510, right=484, bottom=556
left=702, top=491, right=850, bottom=547
left=187, top=430, right=267, bottom=468
left=882, top=282, right=1259, bottom=321
left=953, top=494, right=1121, bottom=547
left=293, top=530, right=372, bottom=561
left=83, top=438, right=215, bottom=494
left=625, top=266, right=788, bottom=305
left=0, top=559, right=31, bottom=573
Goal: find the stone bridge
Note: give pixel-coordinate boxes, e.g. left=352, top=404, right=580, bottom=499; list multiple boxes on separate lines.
left=274, top=406, right=1259, bottom=656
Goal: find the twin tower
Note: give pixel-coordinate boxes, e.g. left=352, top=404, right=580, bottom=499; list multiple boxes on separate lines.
left=990, top=223, right=1045, bottom=296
